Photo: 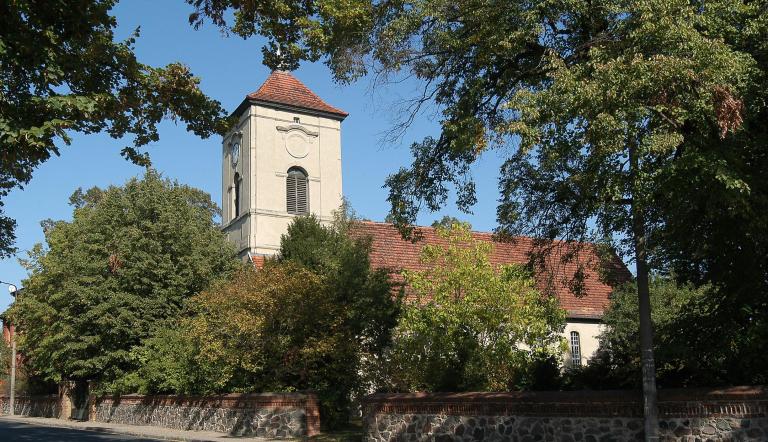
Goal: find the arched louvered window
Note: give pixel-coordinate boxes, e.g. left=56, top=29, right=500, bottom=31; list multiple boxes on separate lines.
left=233, top=172, right=242, bottom=218
left=570, top=331, right=582, bottom=367
left=286, top=167, right=309, bottom=215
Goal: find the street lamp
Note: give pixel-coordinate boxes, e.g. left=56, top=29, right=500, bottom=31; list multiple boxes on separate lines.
left=1, top=281, right=18, bottom=416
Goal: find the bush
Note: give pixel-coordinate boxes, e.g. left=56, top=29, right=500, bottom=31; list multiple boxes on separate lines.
left=379, top=222, right=566, bottom=392
left=565, top=276, right=743, bottom=389
left=133, top=213, right=400, bottom=429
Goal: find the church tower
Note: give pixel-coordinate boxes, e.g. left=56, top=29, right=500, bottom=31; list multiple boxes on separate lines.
left=221, top=71, right=348, bottom=259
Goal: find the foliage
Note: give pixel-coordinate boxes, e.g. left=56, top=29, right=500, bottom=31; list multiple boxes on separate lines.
left=0, top=333, right=9, bottom=379
left=119, top=325, right=214, bottom=395
left=565, top=277, right=768, bottom=388
left=381, top=222, right=565, bottom=392
left=279, top=212, right=401, bottom=426
left=190, top=1, right=768, bottom=383
left=430, top=216, right=466, bottom=229
left=183, top=263, right=335, bottom=392
left=132, top=213, right=399, bottom=429
left=279, top=210, right=401, bottom=357
left=7, top=171, right=237, bottom=390
left=0, top=0, right=231, bottom=257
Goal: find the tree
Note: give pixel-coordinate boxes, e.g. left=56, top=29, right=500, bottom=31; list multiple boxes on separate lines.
left=278, top=212, right=401, bottom=426
left=131, top=213, right=399, bottom=429
left=430, top=215, right=466, bottom=229
left=382, top=222, right=565, bottom=392
left=181, top=263, right=355, bottom=428
left=187, top=2, right=767, bottom=438
left=7, top=171, right=237, bottom=392
left=567, top=277, right=716, bottom=389
left=0, top=0, right=230, bottom=257
left=581, top=276, right=767, bottom=389
left=279, top=211, right=401, bottom=357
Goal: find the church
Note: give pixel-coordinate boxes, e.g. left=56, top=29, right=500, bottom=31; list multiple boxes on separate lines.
left=219, top=71, right=632, bottom=368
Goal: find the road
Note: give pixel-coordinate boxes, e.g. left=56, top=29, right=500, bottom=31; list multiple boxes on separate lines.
left=0, top=419, right=166, bottom=441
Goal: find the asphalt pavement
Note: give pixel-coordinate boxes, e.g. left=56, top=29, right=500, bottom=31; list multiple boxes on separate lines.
left=0, top=418, right=165, bottom=441
left=0, top=415, right=281, bottom=441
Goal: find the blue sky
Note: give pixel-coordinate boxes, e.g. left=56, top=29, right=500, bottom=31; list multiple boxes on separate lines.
left=0, top=1, right=505, bottom=311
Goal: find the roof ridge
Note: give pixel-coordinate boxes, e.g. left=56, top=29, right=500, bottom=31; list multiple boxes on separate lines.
left=355, top=220, right=595, bottom=247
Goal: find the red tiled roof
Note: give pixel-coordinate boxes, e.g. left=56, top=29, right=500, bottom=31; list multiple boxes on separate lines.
left=355, top=221, right=632, bottom=319
left=247, top=71, right=348, bottom=118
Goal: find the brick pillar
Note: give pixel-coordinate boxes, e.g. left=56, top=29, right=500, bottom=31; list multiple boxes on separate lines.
left=58, top=382, right=73, bottom=420
left=304, top=393, right=321, bottom=437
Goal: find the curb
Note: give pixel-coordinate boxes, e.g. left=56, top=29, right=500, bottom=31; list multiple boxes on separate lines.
left=0, top=415, right=232, bottom=441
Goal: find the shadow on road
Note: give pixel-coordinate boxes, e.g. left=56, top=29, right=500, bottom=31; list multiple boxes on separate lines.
left=0, top=419, right=163, bottom=441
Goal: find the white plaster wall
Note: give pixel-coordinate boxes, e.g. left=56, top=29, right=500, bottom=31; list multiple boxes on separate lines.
left=221, top=113, right=252, bottom=257
left=222, top=103, right=343, bottom=258
left=562, top=320, right=604, bottom=368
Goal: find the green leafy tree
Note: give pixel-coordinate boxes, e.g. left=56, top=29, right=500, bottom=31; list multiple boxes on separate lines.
left=382, top=222, right=565, bottom=392
left=120, top=325, right=214, bottom=396
left=566, top=277, right=759, bottom=389
left=8, top=171, right=237, bottom=392
left=186, top=2, right=767, bottom=436
left=430, top=215, right=466, bottom=229
left=132, top=213, right=399, bottom=429
left=182, top=263, right=350, bottom=427
left=278, top=212, right=401, bottom=426
left=0, top=0, right=231, bottom=257
left=279, top=210, right=401, bottom=357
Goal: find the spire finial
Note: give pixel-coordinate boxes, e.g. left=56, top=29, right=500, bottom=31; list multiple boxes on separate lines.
left=275, top=46, right=288, bottom=71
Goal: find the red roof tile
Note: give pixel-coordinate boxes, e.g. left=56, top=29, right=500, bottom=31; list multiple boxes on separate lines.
left=247, top=71, right=348, bottom=118
left=354, top=221, right=632, bottom=319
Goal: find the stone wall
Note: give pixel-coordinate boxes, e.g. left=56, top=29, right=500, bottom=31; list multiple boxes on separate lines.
left=0, top=395, right=58, bottom=417
left=363, top=387, right=768, bottom=442
left=91, top=392, right=320, bottom=438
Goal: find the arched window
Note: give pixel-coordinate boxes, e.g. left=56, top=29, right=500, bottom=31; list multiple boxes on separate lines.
left=570, top=331, right=582, bottom=367
left=233, top=173, right=242, bottom=218
left=286, top=167, right=309, bottom=215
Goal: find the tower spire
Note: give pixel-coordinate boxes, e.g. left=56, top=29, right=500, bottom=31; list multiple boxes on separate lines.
left=275, top=45, right=289, bottom=72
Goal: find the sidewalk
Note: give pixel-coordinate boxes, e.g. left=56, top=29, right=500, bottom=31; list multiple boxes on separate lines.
left=0, top=414, right=287, bottom=441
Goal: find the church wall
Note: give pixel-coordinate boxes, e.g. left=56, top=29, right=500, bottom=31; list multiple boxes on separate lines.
left=221, top=112, right=253, bottom=257
left=318, top=123, right=343, bottom=219
left=563, top=319, right=603, bottom=367
left=248, top=105, right=342, bottom=255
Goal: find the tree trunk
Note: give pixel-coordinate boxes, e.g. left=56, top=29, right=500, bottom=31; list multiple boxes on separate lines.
left=629, top=138, right=659, bottom=441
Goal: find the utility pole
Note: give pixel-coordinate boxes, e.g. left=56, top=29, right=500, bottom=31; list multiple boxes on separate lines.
left=2, top=281, right=18, bottom=416
left=10, top=330, right=16, bottom=416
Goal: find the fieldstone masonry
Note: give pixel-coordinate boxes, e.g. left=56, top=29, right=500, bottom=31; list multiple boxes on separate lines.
left=0, top=395, right=58, bottom=417
left=363, top=387, right=768, bottom=442
left=91, top=392, right=320, bottom=438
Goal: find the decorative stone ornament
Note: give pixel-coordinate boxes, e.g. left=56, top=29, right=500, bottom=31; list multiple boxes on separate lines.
left=277, top=124, right=318, bottom=159
left=286, top=133, right=308, bottom=158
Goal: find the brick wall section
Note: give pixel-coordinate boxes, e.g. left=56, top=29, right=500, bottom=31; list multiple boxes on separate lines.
left=0, top=395, right=58, bottom=417
left=363, top=387, right=768, bottom=441
left=91, top=392, right=320, bottom=438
